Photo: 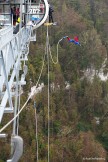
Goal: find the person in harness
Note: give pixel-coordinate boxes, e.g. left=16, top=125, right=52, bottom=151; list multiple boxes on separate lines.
left=63, top=36, right=81, bottom=46
left=49, top=3, right=54, bottom=23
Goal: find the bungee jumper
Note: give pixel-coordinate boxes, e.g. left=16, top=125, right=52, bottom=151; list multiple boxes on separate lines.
left=63, top=36, right=81, bottom=46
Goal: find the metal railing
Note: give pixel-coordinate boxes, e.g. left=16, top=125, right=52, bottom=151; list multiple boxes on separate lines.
left=0, top=26, right=32, bottom=122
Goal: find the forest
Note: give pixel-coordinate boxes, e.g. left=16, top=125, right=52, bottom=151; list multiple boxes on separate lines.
left=1, top=0, right=108, bottom=161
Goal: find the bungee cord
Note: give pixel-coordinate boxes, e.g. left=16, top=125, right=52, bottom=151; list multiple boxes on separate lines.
left=48, top=36, right=66, bottom=65
left=49, top=35, right=80, bottom=65
left=49, top=43, right=59, bottom=64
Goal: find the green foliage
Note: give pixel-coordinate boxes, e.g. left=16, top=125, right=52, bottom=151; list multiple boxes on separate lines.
left=77, top=122, right=91, bottom=132
left=51, top=121, right=61, bottom=134
left=68, top=0, right=80, bottom=11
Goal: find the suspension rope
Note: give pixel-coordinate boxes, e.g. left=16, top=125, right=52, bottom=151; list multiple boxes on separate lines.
left=46, top=25, right=50, bottom=162
left=34, top=107, right=39, bottom=162
left=0, top=53, right=45, bottom=134
left=16, top=84, right=21, bottom=135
